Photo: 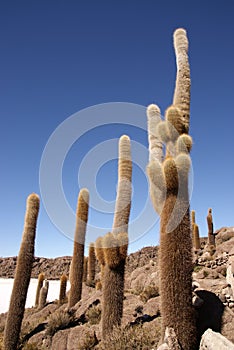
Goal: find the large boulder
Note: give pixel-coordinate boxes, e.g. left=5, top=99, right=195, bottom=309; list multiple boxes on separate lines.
left=199, top=328, right=234, bottom=349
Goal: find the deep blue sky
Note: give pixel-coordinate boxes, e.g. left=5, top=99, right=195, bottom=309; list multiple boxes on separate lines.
left=1, top=1, right=234, bottom=258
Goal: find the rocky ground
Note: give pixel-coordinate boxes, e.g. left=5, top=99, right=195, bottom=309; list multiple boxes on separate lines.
left=0, top=227, right=234, bottom=349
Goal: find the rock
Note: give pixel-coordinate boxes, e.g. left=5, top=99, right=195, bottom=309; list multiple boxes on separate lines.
left=199, top=328, right=234, bottom=349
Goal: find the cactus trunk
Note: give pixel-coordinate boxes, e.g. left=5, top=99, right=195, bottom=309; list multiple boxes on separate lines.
left=3, top=193, right=40, bottom=350
left=68, top=188, right=89, bottom=308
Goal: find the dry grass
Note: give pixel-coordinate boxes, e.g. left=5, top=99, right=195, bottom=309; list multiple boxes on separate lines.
left=98, top=322, right=161, bottom=350
left=46, top=309, right=74, bottom=336
left=85, top=305, right=101, bottom=325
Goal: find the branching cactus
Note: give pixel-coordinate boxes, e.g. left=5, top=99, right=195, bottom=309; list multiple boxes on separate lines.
left=88, top=242, right=96, bottom=284
left=4, top=193, right=40, bottom=350
left=35, top=272, right=45, bottom=307
left=69, top=188, right=89, bottom=308
left=59, top=274, right=68, bottom=304
left=207, top=208, right=215, bottom=246
left=38, top=280, right=49, bottom=309
left=147, top=29, right=197, bottom=350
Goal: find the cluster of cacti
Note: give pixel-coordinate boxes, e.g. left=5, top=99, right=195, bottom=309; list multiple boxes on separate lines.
left=68, top=188, right=89, bottom=308
left=59, top=274, right=68, bottom=304
left=38, top=279, right=49, bottom=309
left=3, top=193, right=40, bottom=350
left=147, top=28, right=197, bottom=350
left=35, top=272, right=45, bottom=307
left=95, top=135, right=132, bottom=339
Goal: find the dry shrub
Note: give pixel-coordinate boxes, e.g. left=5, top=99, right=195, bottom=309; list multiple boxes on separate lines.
left=99, top=323, right=160, bottom=350
left=77, top=328, right=98, bottom=350
left=46, top=309, right=74, bottom=336
left=85, top=304, right=101, bottom=325
left=140, top=284, right=159, bottom=302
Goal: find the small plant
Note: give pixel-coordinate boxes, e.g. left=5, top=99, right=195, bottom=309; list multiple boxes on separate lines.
left=140, top=284, right=159, bottom=302
left=98, top=323, right=160, bottom=350
left=77, top=328, right=98, bottom=350
left=85, top=304, right=101, bottom=325
left=46, top=310, right=74, bottom=336
left=193, top=265, right=203, bottom=273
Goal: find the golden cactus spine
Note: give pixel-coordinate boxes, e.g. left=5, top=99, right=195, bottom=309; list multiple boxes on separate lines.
left=112, top=135, right=132, bottom=234
left=35, top=272, right=45, bottom=307
left=3, top=194, right=40, bottom=350
left=147, top=29, right=197, bottom=350
left=38, top=280, right=49, bottom=309
left=68, top=188, right=89, bottom=308
left=59, top=274, right=68, bottom=304
left=88, top=242, right=96, bottom=284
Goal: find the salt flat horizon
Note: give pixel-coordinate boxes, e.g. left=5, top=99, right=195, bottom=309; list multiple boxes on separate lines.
left=0, top=278, right=70, bottom=314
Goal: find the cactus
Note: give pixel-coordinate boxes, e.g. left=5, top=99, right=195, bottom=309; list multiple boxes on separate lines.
left=35, top=272, right=45, bottom=307
left=3, top=193, right=40, bottom=350
left=207, top=208, right=215, bottom=246
left=88, top=242, right=96, bottom=284
left=193, top=223, right=201, bottom=250
left=173, top=28, right=191, bottom=132
left=68, top=188, right=89, bottom=308
left=83, top=256, right=88, bottom=282
left=59, top=274, right=68, bottom=304
left=147, top=29, right=197, bottom=350
left=112, top=135, right=132, bottom=234
left=191, top=210, right=196, bottom=227
left=95, top=135, right=132, bottom=339
left=38, top=280, right=49, bottom=309
left=97, top=231, right=128, bottom=339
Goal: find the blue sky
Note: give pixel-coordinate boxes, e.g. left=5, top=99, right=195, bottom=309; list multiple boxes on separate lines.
left=1, top=1, right=234, bottom=258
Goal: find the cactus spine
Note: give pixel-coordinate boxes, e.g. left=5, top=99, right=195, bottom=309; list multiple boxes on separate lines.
left=147, top=29, right=197, bottom=350
left=88, top=242, right=96, bottom=284
left=207, top=208, right=215, bottom=246
left=59, top=274, right=68, bottom=304
left=38, top=280, right=49, bottom=309
left=96, top=135, right=132, bottom=339
left=35, top=272, right=45, bottom=307
left=68, top=188, right=89, bottom=308
left=3, top=193, right=40, bottom=350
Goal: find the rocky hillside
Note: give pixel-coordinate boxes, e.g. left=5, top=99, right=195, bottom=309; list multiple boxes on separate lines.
left=0, top=227, right=234, bottom=350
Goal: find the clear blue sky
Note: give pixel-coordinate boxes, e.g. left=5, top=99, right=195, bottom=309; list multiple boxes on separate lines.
left=1, top=1, right=234, bottom=258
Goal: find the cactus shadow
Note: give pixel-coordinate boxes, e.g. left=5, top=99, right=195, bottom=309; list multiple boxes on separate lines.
left=195, top=289, right=224, bottom=340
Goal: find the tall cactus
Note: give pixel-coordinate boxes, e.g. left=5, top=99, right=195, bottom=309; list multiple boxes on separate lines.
left=3, top=193, right=40, bottom=350
left=207, top=208, right=215, bottom=246
left=59, top=274, right=68, bottom=304
left=101, top=232, right=128, bottom=338
left=147, top=29, right=197, bottom=350
left=68, top=188, right=89, bottom=308
left=83, top=256, right=88, bottom=283
left=112, top=135, right=132, bottom=234
left=88, top=242, right=96, bottom=284
left=35, top=272, right=45, bottom=307
left=193, top=223, right=201, bottom=250
left=96, top=135, right=132, bottom=339
left=38, top=280, right=49, bottom=309
left=191, top=210, right=196, bottom=227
